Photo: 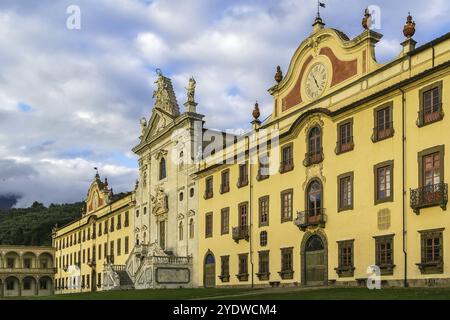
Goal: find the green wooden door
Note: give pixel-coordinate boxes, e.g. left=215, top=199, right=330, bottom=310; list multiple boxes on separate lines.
left=305, top=250, right=326, bottom=283
left=204, top=254, right=216, bottom=288
left=304, top=235, right=326, bottom=285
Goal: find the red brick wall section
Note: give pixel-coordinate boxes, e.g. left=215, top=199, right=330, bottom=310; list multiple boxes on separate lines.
left=320, top=47, right=357, bottom=87
left=280, top=48, right=357, bottom=113
left=282, top=55, right=313, bottom=112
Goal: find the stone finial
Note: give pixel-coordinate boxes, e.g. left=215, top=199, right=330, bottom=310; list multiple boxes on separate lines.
left=312, top=16, right=325, bottom=33
left=104, top=178, right=108, bottom=188
left=403, top=12, right=416, bottom=38
left=274, top=66, right=283, bottom=83
left=362, top=8, right=371, bottom=30
left=252, top=102, right=260, bottom=120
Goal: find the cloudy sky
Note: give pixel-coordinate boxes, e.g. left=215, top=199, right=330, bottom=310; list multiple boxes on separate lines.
left=0, top=0, right=449, bottom=208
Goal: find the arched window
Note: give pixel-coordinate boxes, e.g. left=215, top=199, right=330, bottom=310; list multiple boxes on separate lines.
left=159, top=158, right=167, bottom=180
left=189, top=218, right=195, bottom=239
left=190, top=188, right=195, bottom=198
left=306, top=127, right=323, bottom=165
left=307, top=180, right=323, bottom=217
left=179, top=221, right=184, bottom=241
left=179, top=192, right=184, bottom=202
left=143, top=207, right=147, bottom=215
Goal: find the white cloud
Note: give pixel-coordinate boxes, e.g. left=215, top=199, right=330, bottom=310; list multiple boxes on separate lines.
left=0, top=0, right=448, bottom=207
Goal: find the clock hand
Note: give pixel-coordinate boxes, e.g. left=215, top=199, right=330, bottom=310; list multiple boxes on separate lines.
left=312, top=74, right=319, bottom=88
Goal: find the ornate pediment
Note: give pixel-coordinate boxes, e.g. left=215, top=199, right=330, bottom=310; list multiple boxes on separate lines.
left=271, top=27, right=383, bottom=113
left=177, top=213, right=185, bottom=221
left=155, top=149, right=168, bottom=160
left=153, top=72, right=180, bottom=117
left=85, top=173, right=111, bottom=215
left=187, top=210, right=195, bottom=217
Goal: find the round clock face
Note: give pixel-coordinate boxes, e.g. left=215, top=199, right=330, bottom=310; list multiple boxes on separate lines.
left=305, top=63, right=328, bottom=100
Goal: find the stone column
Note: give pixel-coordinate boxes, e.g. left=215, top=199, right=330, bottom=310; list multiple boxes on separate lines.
left=18, top=278, right=22, bottom=297
left=35, top=277, right=39, bottom=296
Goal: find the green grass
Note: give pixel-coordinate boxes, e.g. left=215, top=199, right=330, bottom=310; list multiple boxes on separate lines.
left=3, top=288, right=252, bottom=300
left=4, top=287, right=450, bottom=300
left=221, top=287, right=450, bottom=300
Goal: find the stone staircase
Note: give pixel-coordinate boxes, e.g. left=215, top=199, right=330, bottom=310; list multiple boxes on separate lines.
left=112, top=265, right=134, bottom=289
left=103, top=242, right=193, bottom=291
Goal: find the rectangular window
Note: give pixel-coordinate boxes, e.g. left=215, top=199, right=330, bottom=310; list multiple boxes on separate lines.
left=238, top=162, right=249, bottom=187
left=205, top=177, right=213, bottom=199
left=257, top=251, right=270, bottom=280
left=117, top=214, right=122, bottom=230
left=374, top=161, right=394, bottom=204
left=110, top=241, right=114, bottom=260
left=373, top=103, right=394, bottom=142
left=423, top=152, right=441, bottom=186
left=87, top=227, right=91, bottom=241
left=104, top=220, right=108, bottom=234
left=125, top=211, right=129, bottom=227
left=238, top=202, right=248, bottom=227
left=257, top=153, right=270, bottom=180
left=412, top=146, right=446, bottom=213
left=117, top=238, right=121, bottom=256
left=220, top=256, right=230, bottom=282
left=259, top=196, right=269, bottom=227
left=374, top=235, right=394, bottom=275
left=281, top=189, right=293, bottom=222
left=338, top=172, right=354, bottom=211
left=97, top=273, right=101, bottom=287
left=418, top=81, right=443, bottom=126
left=280, top=247, right=293, bottom=279
left=98, top=223, right=102, bottom=237
left=337, top=119, right=354, bottom=154
left=220, top=208, right=229, bottom=235
left=205, top=212, right=213, bottom=238
left=104, top=242, right=108, bottom=259
left=220, top=170, right=230, bottom=194
left=98, top=244, right=102, bottom=260
left=238, top=253, right=249, bottom=281
left=337, top=240, right=354, bottom=277
left=82, top=249, right=85, bottom=264
left=280, top=144, right=294, bottom=173
left=419, top=229, right=443, bottom=274
left=110, top=217, right=115, bottom=232
left=125, top=236, right=129, bottom=254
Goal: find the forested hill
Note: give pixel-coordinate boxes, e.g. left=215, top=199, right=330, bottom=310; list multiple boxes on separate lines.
left=0, top=202, right=83, bottom=246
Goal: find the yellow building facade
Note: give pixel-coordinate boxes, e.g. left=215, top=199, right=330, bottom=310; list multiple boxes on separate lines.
left=52, top=173, right=134, bottom=294
left=196, top=14, right=450, bottom=288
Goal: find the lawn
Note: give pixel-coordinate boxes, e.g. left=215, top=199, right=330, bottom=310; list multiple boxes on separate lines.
left=4, top=287, right=450, bottom=300
left=223, top=287, right=450, bottom=300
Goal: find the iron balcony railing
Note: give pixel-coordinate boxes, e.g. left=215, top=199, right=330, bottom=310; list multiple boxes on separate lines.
left=335, top=137, right=354, bottom=154
left=410, top=182, right=448, bottom=214
left=303, top=148, right=324, bottom=167
left=372, top=122, right=394, bottom=142
left=279, top=159, right=294, bottom=173
left=417, top=104, right=443, bottom=127
left=232, top=225, right=250, bottom=242
left=294, top=209, right=327, bottom=230
left=237, top=177, right=249, bottom=188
